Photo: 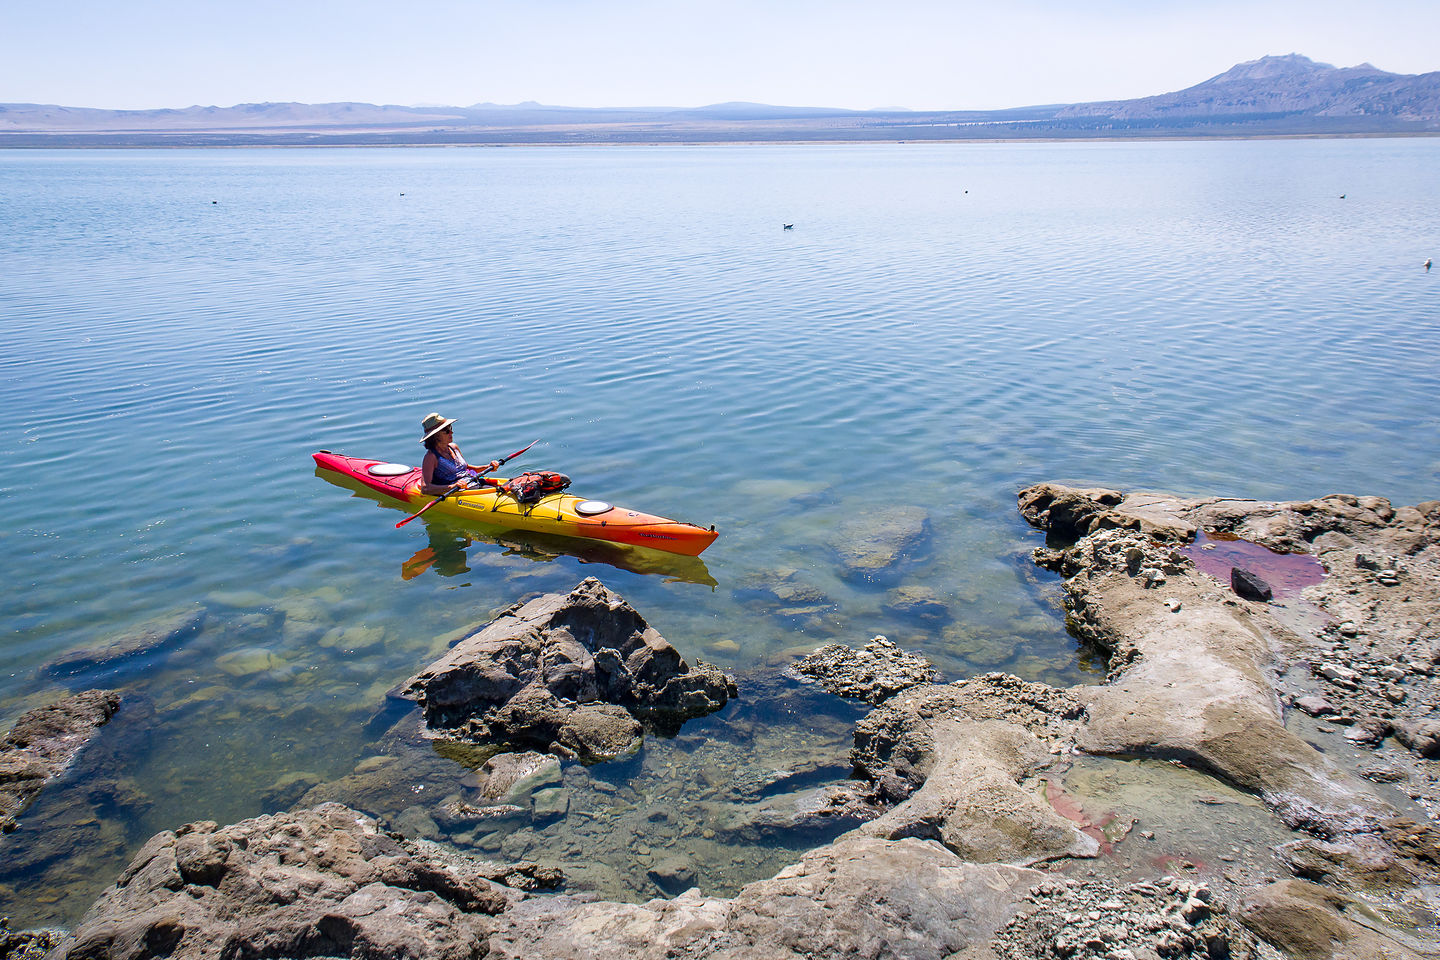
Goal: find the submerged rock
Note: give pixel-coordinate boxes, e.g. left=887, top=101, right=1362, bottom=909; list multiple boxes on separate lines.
left=882, top=584, right=950, bottom=622
left=645, top=855, right=696, bottom=895
left=0, top=690, right=121, bottom=833
left=732, top=567, right=837, bottom=623
left=710, top=780, right=885, bottom=844
left=830, top=505, right=929, bottom=582
left=42, top=609, right=205, bottom=681
left=403, top=578, right=736, bottom=763
left=473, top=751, right=563, bottom=804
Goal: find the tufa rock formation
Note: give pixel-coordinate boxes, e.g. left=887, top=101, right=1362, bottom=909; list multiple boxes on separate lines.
left=403, top=578, right=736, bottom=763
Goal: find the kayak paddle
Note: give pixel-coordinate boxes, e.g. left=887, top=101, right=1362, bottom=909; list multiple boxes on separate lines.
left=395, top=438, right=541, bottom=529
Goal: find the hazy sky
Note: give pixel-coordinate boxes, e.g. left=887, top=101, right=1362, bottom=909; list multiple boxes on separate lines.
left=5, top=0, right=1436, bottom=111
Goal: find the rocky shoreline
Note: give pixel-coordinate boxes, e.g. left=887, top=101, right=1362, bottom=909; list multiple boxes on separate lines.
left=3, top=485, right=1438, bottom=958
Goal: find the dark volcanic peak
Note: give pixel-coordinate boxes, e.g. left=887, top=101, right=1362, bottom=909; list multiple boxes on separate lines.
left=1206, top=53, right=1349, bottom=82
left=1059, top=53, right=1440, bottom=121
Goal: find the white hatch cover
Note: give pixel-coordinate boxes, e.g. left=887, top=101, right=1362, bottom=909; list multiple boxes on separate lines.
left=575, top=500, right=614, bottom=516
left=367, top=463, right=413, bottom=477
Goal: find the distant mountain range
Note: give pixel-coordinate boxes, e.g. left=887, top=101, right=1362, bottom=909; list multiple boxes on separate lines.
left=3, top=54, right=1437, bottom=146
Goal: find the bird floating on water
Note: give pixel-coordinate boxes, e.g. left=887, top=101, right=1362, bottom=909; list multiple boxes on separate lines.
left=783, top=223, right=793, bottom=230
left=1427, top=258, right=1433, bottom=271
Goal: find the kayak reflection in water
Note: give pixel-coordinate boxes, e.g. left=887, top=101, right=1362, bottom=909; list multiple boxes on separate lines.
left=418, top=411, right=500, bottom=497
left=402, top=528, right=474, bottom=580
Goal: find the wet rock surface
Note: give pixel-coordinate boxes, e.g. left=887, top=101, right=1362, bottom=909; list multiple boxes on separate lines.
left=403, top=578, right=736, bottom=762
left=0, top=690, right=121, bottom=834
left=1020, top=482, right=1440, bottom=930
left=297, top=667, right=870, bottom=903
left=845, top=674, right=1094, bottom=865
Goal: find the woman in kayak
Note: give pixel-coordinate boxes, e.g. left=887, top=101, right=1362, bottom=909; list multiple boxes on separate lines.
left=419, top=412, right=500, bottom=497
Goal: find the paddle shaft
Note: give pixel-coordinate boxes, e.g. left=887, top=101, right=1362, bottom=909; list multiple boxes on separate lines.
left=395, top=438, right=540, bottom=528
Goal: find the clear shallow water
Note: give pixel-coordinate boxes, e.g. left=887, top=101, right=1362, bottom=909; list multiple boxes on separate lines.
left=2, top=140, right=1438, bottom=922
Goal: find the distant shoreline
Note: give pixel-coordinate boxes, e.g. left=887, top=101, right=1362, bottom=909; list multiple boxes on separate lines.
left=8, top=54, right=1436, bottom=151
left=3, top=130, right=1439, bottom=149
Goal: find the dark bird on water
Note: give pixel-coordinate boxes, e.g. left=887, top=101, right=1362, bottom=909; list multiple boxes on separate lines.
left=783, top=223, right=793, bottom=230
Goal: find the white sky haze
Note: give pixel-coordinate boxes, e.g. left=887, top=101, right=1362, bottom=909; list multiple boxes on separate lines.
left=3, top=0, right=1436, bottom=112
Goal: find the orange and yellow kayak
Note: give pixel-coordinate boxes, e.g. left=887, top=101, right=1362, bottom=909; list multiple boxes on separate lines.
left=313, top=451, right=718, bottom=557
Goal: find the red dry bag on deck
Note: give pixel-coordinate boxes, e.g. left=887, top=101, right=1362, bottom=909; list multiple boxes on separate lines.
left=501, top=470, right=571, bottom=504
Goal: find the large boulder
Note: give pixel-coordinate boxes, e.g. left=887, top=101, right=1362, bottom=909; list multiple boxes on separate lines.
left=403, top=579, right=736, bottom=762
left=50, top=803, right=519, bottom=960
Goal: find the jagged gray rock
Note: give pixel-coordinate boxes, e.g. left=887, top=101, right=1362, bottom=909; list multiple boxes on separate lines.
left=403, top=578, right=735, bottom=762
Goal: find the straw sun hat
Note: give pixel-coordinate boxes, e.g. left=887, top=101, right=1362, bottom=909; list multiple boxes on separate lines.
left=420, top=412, right=456, bottom=442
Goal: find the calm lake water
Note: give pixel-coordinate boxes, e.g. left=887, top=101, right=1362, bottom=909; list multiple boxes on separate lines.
left=2, top=140, right=1438, bottom=923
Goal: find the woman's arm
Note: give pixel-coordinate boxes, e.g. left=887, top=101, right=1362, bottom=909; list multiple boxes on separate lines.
left=453, top=445, right=500, bottom=475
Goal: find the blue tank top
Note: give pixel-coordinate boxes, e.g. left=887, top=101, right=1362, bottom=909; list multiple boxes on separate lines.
left=431, top=450, right=472, bottom=485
